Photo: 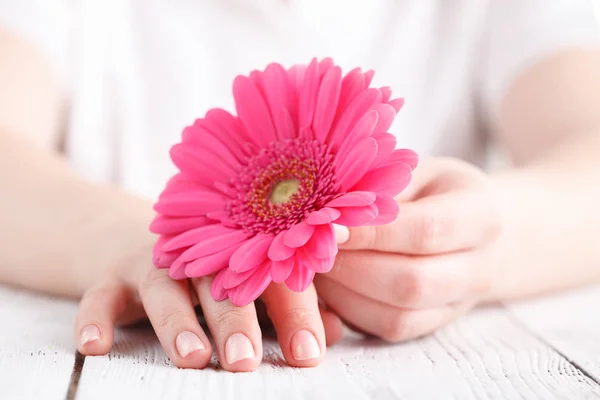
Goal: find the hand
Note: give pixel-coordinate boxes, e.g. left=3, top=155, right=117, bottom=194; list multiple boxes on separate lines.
left=73, top=235, right=344, bottom=372
left=314, top=158, right=502, bottom=342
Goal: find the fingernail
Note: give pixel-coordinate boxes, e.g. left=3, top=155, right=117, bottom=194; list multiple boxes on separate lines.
left=80, top=325, right=101, bottom=346
left=176, top=331, right=206, bottom=358
left=291, top=330, right=321, bottom=361
left=333, top=224, right=349, bottom=244
left=225, top=333, right=255, bottom=364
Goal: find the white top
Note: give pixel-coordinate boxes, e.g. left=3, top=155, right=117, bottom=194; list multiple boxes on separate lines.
left=1, top=0, right=599, bottom=200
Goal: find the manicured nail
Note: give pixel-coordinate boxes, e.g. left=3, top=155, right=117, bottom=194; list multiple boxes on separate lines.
left=225, top=333, right=255, bottom=364
left=291, top=330, right=321, bottom=361
left=176, top=331, right=206, bottom=358
left=333, top=224, right=349, bottom=244
left=80, top=325, right=101, bottom=346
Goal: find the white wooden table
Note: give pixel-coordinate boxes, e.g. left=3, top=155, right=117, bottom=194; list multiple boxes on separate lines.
left=1, top=284, right=599, bottom=400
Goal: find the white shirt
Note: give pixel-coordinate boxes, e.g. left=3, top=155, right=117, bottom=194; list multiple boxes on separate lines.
left=1, top=0, right=599, bottom=200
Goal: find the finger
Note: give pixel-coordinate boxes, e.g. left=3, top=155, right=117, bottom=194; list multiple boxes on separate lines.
left=138, top=269, right=212, bottom=369
left=260, top=283, right=325, bottom=367
left=326, top=249, right=490, bottom=308
left=193, top=277, right=263, bottom=372
left=315, top=278, right=473, bottom=342
left=318, top=304, right=345, bottom=346
left=75, top=279, right=131, bottom=355
left=339, top=190, right=501, bottom=255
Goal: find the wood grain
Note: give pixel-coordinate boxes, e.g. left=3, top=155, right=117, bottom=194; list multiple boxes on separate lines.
left=0, top=286, right=78, bottom=400
left=75, top=306, right=600, bottom=400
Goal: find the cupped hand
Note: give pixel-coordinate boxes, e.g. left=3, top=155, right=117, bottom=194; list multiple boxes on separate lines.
left=72, top=241, right=344, bottom=372
left=314, top=158, right=503, bottom=342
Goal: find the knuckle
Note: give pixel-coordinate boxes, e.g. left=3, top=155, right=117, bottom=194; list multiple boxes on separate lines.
left=213, top=307, right=252, bottom=327
left=352, top=226, right=378, bottom=250
left=412, top=213, right=443, bottom=252
left=155, top=309, right=189, bottom=331
left=381, top=312, right=411, bottom=342
left=399, top=266, right=428, bottom=306
left=281, top=307, right=320, bottom=329
left=139, top=269, right=169, bottom=293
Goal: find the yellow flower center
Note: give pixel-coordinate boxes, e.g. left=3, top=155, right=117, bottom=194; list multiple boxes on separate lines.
left=270, top=178, right=300, bottom=205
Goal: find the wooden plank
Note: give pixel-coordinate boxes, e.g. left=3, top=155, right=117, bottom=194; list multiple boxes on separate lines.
left=508, top=284, right=600, bottom=383
left=76, top=306, right=600, bottom=400
left=0, top=286, right=78, bottom=400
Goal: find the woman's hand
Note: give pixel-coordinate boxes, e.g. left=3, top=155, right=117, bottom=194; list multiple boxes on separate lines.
left=315, top=158, right=503, bottom=342
left=73, top=237, right=344, bottom=372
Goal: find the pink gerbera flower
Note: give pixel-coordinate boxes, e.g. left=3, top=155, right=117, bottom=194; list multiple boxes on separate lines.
left=150, top=58, right=418, bottom=307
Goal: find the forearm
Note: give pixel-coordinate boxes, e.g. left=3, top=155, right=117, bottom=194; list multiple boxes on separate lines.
left=487, top=130, right=600, bottom=302
left=0, top=131, right=155, bottom=298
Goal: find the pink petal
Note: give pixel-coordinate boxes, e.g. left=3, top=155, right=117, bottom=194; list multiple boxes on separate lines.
left=372, top=104, right=397, bottom=133
left=222, top=267, right=257, bottom=290
left=169, top=260, right=188, bottom=280
left=335, top=204, right=379, bottom=226
left=268, top=230, right=296, bottom=261
left=383, top=149, right=419, bottom=171
left=229, top=233, right=273, bottom=273
left=304, top=224, right=338, bottom=259
left=370, top=196, right=400, bottom=225
left=298, top=58, right=320, bottom=131
left=210, top=269, right=230, bottom=301
left=178, top=229, right=249, bottom=262
left=170, top=143, right=235, bottom=181
left=184, top=243, right=242, bottom=277
left=300, top=248, right=335, bottom=273
left=335, top=110, right=379, bottom=163
left=313, top=66, right=342, bottom=142
left=336, top=68, right=365, bottom=117
left=380, top=86, right=392, bottom=102
left=352, top=162, right=412, bottom=196
left=364, top=69, right=375, bottom=87
left=389, top=98, right=405, bottom=113
left=182, top=123, right=241, bottom=167
left=371, top=132, right=398, bottom=169
left=318, top=57, right=335, bottom=77
left=233, top=75, right=277, bottom=147
left=150, top=215, right=212, bottom=235
left=326, top=191, right=376, bottom=208
left=228, top=262, right=272, bottom=306
left=285, top=260, right=316, bottom=292
left=162, top=224, right=231, bottom=252
left=330, top=88, right=382, bottom=150
left=154, top=189, right=225, bottom=217
left=153, top=236, right=180, bottom=268
left=260, top=63, right=294, bottom=140
left=204, top=108, right=253, bottom=158
left=284, top=221, right=316, bottom=248
left=271, top=257, right=295, bottom=283
left=336, top=137, right=378, bottom=192
left=305, top=207, right=341, bottom=225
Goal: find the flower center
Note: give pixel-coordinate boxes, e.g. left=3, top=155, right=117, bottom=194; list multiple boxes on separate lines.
left=270, top=179, right=300, bottom=205
left=226, top=139, right=338, bottom=235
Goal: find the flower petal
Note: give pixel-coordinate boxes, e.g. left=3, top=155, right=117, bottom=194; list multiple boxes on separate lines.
left=228, top=262, right=272, bottom=306
left=371, top=132, right=398, bottom=169
left=222, top=267, right=258, bottom=290
left=336, top=68, right=365, bottom=117
left=304, top=224, right=338, bottom=259
left=229, top=233, right=273, bottom=273
left=305, top=207, right=341, bottom=225
left=370, top=196, right=400, bottom=225
left=168, top=260, right=188, bottom=280
left=335, top=109, right=379, bottom=163
left=210, top=269, right=230, bottom=301
left=233, top=75, right=277, bottom=147
left=204, top=108, right=253, bottom=158
left=154, top=189, right=225, bottom=217
left=389, top=98, right=405, bottom=113
left=260, top=63, right=294, bottom=140
left=284, top=221, right=316, bottom=248
left=330, top=88, right=382, bottom=151
left=383, top=148, right=419, bottom=171
left=268, top=230, right=296, bottom=261
left=300, top=249, right=335, bottom=273
left=326, top=191, right=376, bottom=208
left=271, top=257, right=295, bottom=283
left=313, top=66, right=342, bottom=142
left=178, top=229, right=249, bottom=262
left=184, top=243, right=242, bottom=277
left=335, top=204, right=379, bottom=227
left=182, top=123, right=241, bottom=167
left=336, top=137, right=378, bottom=192
left=352, top=162, right=412, bottom=196
left=298, top=58, right=320, bottom=131
left=170, top=143, right=235, bottom=182
left=150, top=215, right=212, bottom=235
left=285, top=260, right=316, bottom=292
left=162, top=224, right=232, bottom=252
